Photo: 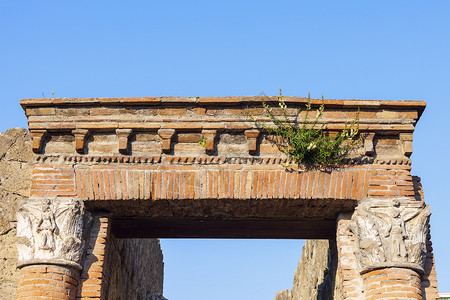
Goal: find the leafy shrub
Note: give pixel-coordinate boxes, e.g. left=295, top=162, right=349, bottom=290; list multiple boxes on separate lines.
left=249, top=91, right=359, bottom=166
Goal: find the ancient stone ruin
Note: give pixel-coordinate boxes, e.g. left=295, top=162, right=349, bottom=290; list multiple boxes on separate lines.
left=0, top=96, right=439, bottom=299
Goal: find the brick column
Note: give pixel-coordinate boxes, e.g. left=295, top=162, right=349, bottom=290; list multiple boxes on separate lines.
left=16, top=265, right=79, bottom=299
left=363, top=268, right=422, bottom=299
left=15, top=198, right=90, bottom=300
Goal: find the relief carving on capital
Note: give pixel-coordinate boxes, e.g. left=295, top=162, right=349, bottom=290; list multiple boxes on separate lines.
left=349, top=199, right=430, bottom=274
left=16, top=198, right=91, bottom=270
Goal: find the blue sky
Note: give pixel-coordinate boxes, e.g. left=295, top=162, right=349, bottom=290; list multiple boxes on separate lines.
left=1, top=1, right=449, bottom=298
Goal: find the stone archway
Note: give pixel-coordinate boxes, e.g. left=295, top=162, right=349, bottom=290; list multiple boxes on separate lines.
left=16, top=96, right=437, bottom=299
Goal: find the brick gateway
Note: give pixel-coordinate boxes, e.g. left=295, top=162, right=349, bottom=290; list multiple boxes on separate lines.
left=16, top=96, right=437, bottom=299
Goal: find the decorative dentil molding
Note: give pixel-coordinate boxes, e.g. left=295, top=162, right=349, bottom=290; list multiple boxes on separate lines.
left=350, top=199, right=430, bottom=274
left=35, top=154, right=411, bottom=166
left=16, top=198, right=91, bottom=270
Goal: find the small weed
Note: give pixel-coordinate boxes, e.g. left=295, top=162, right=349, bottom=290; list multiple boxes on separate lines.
left=199, top=137, right=207, bottom=148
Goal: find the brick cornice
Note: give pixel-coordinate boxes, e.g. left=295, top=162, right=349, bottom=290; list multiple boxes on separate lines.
left=20, top=96, right=426, bottom=113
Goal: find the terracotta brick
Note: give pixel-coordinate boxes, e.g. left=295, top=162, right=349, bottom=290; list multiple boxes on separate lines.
left=305, top=171, right=314, bottom=199
left=188, top=172, right=195, bottom=199
left=218, top=170, right=224, bottom=199
left=295, top=171, right=302, bottom=199
left=155, top=171, right=162, bottom=200
left=315, top=171, right=325, bottom=199
left=132, top=170, right=139, bottom=199
left=289, top=171, right=298, bottom=199
left=272, top=171, right=279, bottom=199
left=178, top=171, right=186, bottom=199
left=240, top=170, right=247, bottom=199
left=370, top=185, right=389, bottom=190
left=210, top=170, right=217, bottom=199
left=368, top=190, right=396, bottom=197
left=251, top=171, right=258, bottom=199
left=390, top=185, right=414, bottom=191
left=163, top=171, right=170, bottom=199
left=362, top=170, right=370, bottom=198
left=345, top=171, right=353, bottom=199
left=26, top=107, right=56, bottom=116
left=139, top=170, right=146, bottom=199
left=198, top=96, right=240, bottom=104
left=205, top=170, right=212, bottom=199
left=285, top=171, right=294, bottom=199
left=356, top=170, right=365, bottom=200
left=261, top=170, right=269, bottom=199
left=319, top=171, right=329, bottom=199
left=113, top=170, right=121, bottom=200
left=339, top=171, right=347, bottom=199
left=159, top=108, right=187, bottom=116
left=119, top=170, right=127, bottom=200
left=224, top=170, right=231, bottom=199
left=279, top=171, right=287, bottom=199
left=173, top=171, right=179, bottom=199
left=229, top=170, right=235, bottom=199
left=350, top=170, right=359, bottom=199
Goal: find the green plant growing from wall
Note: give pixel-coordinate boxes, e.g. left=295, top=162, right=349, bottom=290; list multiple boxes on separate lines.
left=249, top=90, right=359, bottom=166
left=199, top=137, right=207, bottom=148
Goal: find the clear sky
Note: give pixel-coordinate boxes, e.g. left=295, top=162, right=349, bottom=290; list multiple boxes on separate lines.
left=1, top=1, right=449, bottom=299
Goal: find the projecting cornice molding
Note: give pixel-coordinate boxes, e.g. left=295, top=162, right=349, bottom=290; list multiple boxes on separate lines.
left=21, top=96, right=425, bottom=163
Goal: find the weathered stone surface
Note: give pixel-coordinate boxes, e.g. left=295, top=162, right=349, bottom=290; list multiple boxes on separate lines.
left=105, top=237, right=166, bottom=300
left=0, top=128, right=33, bottom=300
left=276, top=239, right=337, bottom=300
left=274, top=289, right=292, bottom=300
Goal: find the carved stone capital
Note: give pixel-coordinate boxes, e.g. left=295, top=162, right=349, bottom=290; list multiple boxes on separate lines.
left=349, top=198, right=430, bottom=274
left=16, top=198, right=91, bottom=270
